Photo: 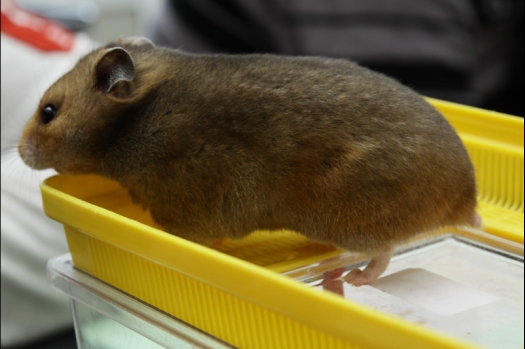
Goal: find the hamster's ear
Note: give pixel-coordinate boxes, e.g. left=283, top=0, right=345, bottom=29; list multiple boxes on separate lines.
left=115, top=36, right=155, bottom=48
left=95, top=47, right=135, bottom=98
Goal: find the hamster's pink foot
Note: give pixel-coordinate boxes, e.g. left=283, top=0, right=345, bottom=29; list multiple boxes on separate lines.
left=344, top=247, right=394, bottom=287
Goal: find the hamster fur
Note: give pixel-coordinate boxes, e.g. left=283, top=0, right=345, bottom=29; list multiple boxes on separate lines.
left=18, top=37, right=481, bottom=286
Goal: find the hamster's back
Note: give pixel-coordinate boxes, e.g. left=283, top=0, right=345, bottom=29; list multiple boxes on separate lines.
left=147, top=52, right=477, bottom=250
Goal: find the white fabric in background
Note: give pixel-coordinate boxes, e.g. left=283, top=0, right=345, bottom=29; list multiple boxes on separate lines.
left=1, top=30, right=96, bottom=346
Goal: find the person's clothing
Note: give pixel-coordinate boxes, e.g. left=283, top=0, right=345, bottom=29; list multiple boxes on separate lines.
left=150, top=0, right=523, bottom=116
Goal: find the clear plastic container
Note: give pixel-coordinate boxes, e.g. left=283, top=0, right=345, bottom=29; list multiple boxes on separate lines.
left=48, top=229, right=524, bottom=349
left=284, top=230, right=524, bottom=349
left=47, top=254, right=233, bottom=349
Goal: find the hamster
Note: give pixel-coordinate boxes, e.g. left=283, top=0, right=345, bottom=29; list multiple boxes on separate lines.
left=18, top=37, right=481, bottom=286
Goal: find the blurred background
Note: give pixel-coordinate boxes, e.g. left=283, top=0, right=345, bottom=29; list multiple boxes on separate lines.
left=14, top=0, right=525, bottom=116
left=15, top=0, right=163, bottom=40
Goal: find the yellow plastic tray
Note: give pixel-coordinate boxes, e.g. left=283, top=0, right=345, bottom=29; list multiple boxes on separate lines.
left=40, top=99, right=524, bottom=349
left=426, top=98, right=523, bottom=244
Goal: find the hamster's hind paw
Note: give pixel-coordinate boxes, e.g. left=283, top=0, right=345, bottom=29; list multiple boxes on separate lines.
left=343, top=247, right=394, bottom=287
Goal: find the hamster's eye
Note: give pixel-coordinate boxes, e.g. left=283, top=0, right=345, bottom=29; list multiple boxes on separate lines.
left=41, top=104, right=57, bottom=124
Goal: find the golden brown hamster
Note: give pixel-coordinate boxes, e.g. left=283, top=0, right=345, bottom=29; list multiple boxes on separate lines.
left=18, top=37, right=481, bottom=286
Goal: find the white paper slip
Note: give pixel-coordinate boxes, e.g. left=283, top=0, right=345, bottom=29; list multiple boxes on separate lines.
left=371, top=268, right=501, bottom=316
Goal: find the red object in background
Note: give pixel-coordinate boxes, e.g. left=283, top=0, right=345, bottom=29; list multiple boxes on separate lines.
left=1, top=0, right=74, bottom=51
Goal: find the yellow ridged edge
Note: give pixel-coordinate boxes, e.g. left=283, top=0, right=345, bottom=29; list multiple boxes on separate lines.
left=428, top=97, right=524, bottom=244
left=40, top=98, right=523, bottom=349
left=426, top=97, right=523, bottom=149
